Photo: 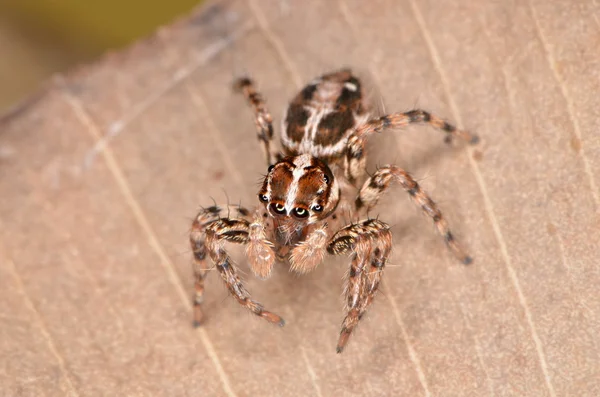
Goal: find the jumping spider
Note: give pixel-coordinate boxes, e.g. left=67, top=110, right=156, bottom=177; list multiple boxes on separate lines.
left=189, top=69, right=478, bottom=353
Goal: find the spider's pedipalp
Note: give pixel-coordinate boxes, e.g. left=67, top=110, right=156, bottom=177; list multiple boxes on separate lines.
left=246, top=208, right=276, bottom=279
left=356, top=166, right=472, bottom=265
left=289, top=224, right=329, bottom=274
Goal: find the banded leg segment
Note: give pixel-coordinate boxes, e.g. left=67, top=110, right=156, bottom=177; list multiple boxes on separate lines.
left=190, top=205, right=251, bottom=325
left=345, top=110, right=479, bottom=183
left=356, top=166, right=472, bottom=265
left=234, top=77, right=276, bottom=166
left=190, top=205, right=283, bottom=326
left=327, top=219, right=392, bottom=353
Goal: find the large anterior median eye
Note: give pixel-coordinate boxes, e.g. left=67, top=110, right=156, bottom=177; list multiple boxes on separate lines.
left=293, top=207, right=309, bottom=218
left=270, top=203, right=286, bottom=214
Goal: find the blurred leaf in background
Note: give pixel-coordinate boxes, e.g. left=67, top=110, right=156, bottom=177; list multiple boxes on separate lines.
left=0, top=0, right=201, bottom=113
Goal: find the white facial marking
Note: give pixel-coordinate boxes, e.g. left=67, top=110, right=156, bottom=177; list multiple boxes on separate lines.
left=284, top=154, right=312, bottom=213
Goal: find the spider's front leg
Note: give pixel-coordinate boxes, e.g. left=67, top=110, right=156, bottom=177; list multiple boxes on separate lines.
left=356, top=166, right=472, bottom=265
left=234, top=77, right=277, bottom=166
left=190, top=206, right=284, bottom=327
left=190, top=205, right=251, bottom=325
left=327, top=219, right=393, bottom=353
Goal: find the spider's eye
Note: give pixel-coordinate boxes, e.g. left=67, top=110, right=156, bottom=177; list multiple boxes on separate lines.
left=259, top=194, right=269, bottom=203
left=270, top=203, right=287, bottom=214
left=311, top=204, right=323, bottom=212
left=293, top=207, right=309, bottom=218
left=268, top=165, right=274, bottom=172
left=323, top=174, right=330, bottom=184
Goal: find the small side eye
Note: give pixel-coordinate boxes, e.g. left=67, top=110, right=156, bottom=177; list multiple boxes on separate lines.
left=259, top=194, right=269, bottom=202
left=268, top=165, right=274, bottom=172
left=311, top=204, right=323, bottom=212
left=293, top=207, right=309, bottom=218
left=270, top=203, right=286, bottom=214
left=323, top=174, right=330, bottom=184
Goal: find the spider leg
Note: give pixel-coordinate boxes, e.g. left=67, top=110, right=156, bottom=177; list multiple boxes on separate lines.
left=234, top=77, right=276, bottom=166
left=190, top=205, right=284, bottom=327
left=190, top=204, right=252, bottom=325
left=327, top=219, right=392, bottom=353
left=345, top=110, right=479, bottom=183
left=356, top=166, right=472, bottom=265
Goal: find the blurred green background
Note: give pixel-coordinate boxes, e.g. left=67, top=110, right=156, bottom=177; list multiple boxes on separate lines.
left=0, top=0, right=201, bottom=114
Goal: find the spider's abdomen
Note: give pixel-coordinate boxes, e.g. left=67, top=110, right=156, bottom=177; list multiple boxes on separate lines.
left=281, top=69, right=369, bottom=161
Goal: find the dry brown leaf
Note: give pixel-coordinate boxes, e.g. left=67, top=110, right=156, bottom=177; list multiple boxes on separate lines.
left=1, top=0, right=599, bottom=396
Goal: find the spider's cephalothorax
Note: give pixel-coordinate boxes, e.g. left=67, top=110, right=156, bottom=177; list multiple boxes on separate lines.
left=258, top=155, right=339, bottom=248
left=190, top=69, right=479, bottom=353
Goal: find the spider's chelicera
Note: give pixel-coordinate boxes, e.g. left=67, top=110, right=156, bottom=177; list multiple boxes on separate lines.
left=189, top=69, right=479, bottom=353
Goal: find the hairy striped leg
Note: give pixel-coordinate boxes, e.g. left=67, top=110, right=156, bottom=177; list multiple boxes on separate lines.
left=190, top=205, right=250, bottom=325
left=345, top=109, right=479, bottom=183
left=190, top=205, right=283, bottom=326
left=327, top=219, right=393, bottom=353
left=234, top=77, right=276, bottom=166
left=356, top=166, right=472, bottom=265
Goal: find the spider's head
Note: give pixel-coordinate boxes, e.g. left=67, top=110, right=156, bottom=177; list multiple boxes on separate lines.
left=258, top=154, right=340, bottom=225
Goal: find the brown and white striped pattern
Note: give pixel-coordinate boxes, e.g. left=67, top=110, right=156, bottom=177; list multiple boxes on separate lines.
left=191, top=69, right=478, bottom=352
